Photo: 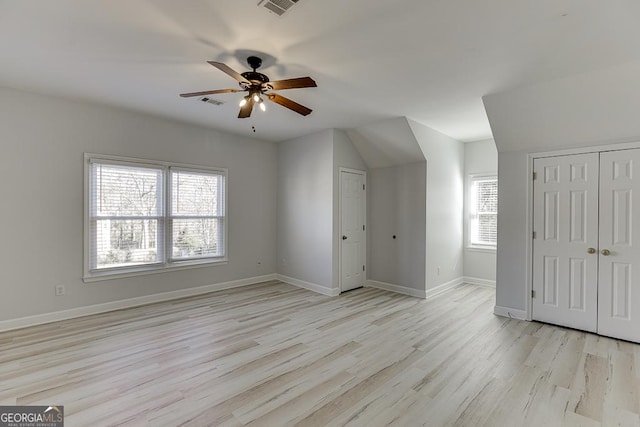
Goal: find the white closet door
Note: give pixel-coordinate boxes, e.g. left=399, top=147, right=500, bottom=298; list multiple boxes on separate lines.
left=340, top=171, right=366, bottom=292
left=532, top=154, right=599, bottom=332
left=597, top=149, right=640, bottom=342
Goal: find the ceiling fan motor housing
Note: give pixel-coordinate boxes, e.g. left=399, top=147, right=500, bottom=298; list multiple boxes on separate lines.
left=241, top=56, right=269, bottom=86
left=240, top=71, right=270, bottom=84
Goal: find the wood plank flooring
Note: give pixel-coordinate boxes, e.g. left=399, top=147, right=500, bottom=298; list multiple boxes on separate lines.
left=1, top=281, right=640, bottom=426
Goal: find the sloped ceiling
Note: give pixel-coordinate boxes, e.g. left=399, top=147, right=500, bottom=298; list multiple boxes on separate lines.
left=484, top=60, right=640, bottom=152
left=1, top=1, right=639, bottom=143
left=346, top=118, right=424, bottom=169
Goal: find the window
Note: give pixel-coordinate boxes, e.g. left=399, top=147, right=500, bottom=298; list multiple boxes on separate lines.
left=85, top=154, right=226, bottom=280
left=170, top=169, right=225, bottom=261
left=469, top=175, right=498, bottom=249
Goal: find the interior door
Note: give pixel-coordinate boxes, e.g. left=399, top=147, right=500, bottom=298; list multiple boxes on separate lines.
left=597, top=149, right=640, bottom=342
left=532, top=153, right=599, bottom=332
left=340, top=170, right=366, bottom=292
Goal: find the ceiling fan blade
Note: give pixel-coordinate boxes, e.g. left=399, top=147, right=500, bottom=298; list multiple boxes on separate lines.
left=180, top=88, right=243, bottom=98
left=208, top=61, right=250, bottom=84
left=267, top=93, right=312, bottom=116
left=265, top=77, right=317, bottom=91
left=238, top=97, right=255, bottom=119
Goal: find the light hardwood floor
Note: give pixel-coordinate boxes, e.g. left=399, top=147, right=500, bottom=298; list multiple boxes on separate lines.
left=1, top=281, right=639, bottom=426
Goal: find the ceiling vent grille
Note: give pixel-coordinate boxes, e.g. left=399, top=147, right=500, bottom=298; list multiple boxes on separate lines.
left=258, top=0, right=300, bottom=16
left=200, top=97, right=224, bottom=106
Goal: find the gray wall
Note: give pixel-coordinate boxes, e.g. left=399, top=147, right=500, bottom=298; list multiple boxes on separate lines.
left=494, top=151, right=529, bottom=310
left=0, top=87, right=278, bottom=322
left=463, top=139, right=498, bottom=282
left=368, top=163, right=426, bottom=290
left=277, top=129, right=334, bottom=290
left=409, top=120, right=464, bottom=289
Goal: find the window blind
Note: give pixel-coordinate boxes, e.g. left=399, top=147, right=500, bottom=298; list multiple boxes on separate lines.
left=470, top=177, right=498, bottom=246
left=170, top=169, right=225, bottom=261
left=89, top=162, right=164, bottom=270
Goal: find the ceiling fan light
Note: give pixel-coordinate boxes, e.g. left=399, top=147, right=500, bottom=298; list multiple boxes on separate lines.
left=253, top=93, right=260, bottom=102
left=259, top=101, right=266, bottom=112
left=239, top=97, right=248, bottom=107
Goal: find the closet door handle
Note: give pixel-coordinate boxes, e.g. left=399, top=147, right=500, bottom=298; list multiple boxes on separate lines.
left=601, top=249, right=611, bottom=256
left=587, top=248, right=596, bottom=254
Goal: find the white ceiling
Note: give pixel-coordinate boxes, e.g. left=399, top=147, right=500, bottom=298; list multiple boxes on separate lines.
left=1, top=0, right=639, bottom=143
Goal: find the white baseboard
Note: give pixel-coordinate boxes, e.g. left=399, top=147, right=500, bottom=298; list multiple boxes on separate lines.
left=366, top=280, right=427, bottom=299
left=366, top=277, right=466, bottom=299
left=463, top=276, right=496, bottom=287
left=0, top=274, right=278, bottom=333
left=425, top=277, right=464, bottom=299
left=493, top=305, right=527, bottom=320
left=276, top=274, right=340, bottom=297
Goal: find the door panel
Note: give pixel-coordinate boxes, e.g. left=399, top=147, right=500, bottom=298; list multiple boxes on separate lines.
left=597, top=149, right=640, bottom=342
left=542, top=256, right=559, bottom=306
left=341, top=171, right=366, bottom=292
left=544, top=191, right=560, bottom=241
left=532, top=154, right=599, bottom=332
left=570, top=191, right=587, bottom=242
left=569, top=258, right=586, bottom=310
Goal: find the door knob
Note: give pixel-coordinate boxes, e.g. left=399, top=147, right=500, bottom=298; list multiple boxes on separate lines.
left=342, top=235, right=347, bottom=240
left=587, top=248, right=596, bottom=254
left=601, top=249, right=611, bottom=256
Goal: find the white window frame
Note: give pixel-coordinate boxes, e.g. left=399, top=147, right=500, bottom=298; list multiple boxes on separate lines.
left=467, top=173, right=497, bottom=252
left=84, top=153, right=228, bottom=282
left=168, top=167, right=226, bottom=263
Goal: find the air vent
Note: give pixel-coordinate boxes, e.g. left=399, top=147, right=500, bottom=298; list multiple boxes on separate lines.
left=200, top=97, right=224, bottom=106
left=258, top=0, right=300, bottom=16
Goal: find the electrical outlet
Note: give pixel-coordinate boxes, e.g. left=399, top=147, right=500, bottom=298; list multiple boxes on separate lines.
left=54, top=285, right=66, bottom=296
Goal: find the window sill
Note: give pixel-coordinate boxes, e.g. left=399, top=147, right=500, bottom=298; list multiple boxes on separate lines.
left=83, top=258, right=228, bottom=283
left=466, top=245, right=496, bottom=254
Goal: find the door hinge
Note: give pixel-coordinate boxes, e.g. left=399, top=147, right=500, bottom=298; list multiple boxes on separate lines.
left=533, top=171, right=537, bottom=180
left=363, top=265, right=365, bottom=271
left=532, top=231, right=536, bottom=239
left=532, top=290, right=536, bottom=298
left=363, top=184, right=365, bottom=190
left=363, top=225, right=365, bottom=231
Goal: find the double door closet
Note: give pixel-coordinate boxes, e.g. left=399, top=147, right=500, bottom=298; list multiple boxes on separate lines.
left=532, top=148, right=640, bottom=342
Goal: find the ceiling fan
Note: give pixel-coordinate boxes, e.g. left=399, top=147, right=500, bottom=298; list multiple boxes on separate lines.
left=180, top=56, right=317, bottom=118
